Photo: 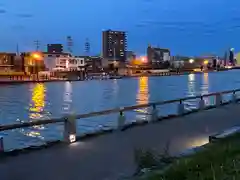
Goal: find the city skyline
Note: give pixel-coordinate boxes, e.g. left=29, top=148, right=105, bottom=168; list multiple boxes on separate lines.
left=0, top=0, right=240, bottom=56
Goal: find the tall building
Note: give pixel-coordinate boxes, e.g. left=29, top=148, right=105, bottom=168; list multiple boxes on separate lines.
left=224, top=51, right=228, bottom=66
left=102, top=30, right=127, bottom=62
left=147, top=45, right=170, bottom=65
left=229, top=48, right=235, bottom=65
left=47, top=44, right=63, bottom=54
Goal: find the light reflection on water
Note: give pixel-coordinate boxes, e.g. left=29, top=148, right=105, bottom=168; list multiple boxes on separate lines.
left=62, top=81, right=73, bottom=115
left=185, top=72, right=212, bottom=110
left=1, top=70, right=240, bottom=149
left=29, top=83, right=46, bottom=120
left=185, top=73, right=197, bottom=110
left=136, top=76, right=150, bottom=121
left=202, top=73, right=210, bottom=105
left=20, top=83, right=47, bottom=142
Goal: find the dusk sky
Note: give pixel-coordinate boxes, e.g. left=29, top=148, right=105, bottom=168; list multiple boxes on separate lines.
left=0, top=0, right=240, bottom=56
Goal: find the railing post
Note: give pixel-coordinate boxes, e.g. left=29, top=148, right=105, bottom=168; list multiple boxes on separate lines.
left=117, top=108, right=126, bottom=130
left=151, top=104, right=159, bottom=122
left=63, top=114, right=77, bottom=143
left=0, top=136, right=4, bottom=153
left=199, top=96, right=205, bottom=110
left=178, top=100, right=185, bottom=115
left=215, top=93, right=222, bottom=106
left=232, top=91, right=237, bottom=103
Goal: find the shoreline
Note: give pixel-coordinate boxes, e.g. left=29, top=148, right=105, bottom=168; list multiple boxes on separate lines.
left=0, top=68, right=235, bottom=85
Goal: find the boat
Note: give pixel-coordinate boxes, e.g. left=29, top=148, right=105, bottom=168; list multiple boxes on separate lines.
left=109, top=75, right=123, bottom=79
left=88, top=72, right=110, bottom=80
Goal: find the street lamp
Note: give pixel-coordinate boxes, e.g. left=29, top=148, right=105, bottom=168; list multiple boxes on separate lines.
left=141, top=56, right=147, bottom=63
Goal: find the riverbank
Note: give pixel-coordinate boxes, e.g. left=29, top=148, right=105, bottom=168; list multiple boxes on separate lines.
left=0, top=68, right=235, bottom=84
left=0, top=79, right=76, bottom=85
left=136, top=132, right=240, bottom=180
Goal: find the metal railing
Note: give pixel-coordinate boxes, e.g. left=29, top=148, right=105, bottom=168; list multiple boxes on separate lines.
left=0, top=88, right=240, bottom=152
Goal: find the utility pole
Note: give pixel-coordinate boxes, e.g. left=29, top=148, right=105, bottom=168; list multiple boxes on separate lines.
left=34, top=40, right=40, bottom=51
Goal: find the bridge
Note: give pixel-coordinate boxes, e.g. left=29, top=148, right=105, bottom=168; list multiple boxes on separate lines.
left=0, top=89, right=240, bottom=180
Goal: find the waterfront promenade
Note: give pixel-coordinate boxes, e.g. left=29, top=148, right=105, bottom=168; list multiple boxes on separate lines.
left=1, top=103, right=240, bottom=180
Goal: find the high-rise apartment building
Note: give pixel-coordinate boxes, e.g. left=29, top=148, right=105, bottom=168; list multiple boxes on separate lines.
left=229, top=48, right=235, bottom=65
left=102, top=30, right=127, bottom=62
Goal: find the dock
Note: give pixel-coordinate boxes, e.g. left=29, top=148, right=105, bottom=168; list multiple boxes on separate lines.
left=0, top=90, right=240, bottom=180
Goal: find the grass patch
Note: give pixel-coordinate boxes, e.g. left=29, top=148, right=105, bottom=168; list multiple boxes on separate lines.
left=135, top=133, right=240, bottom=180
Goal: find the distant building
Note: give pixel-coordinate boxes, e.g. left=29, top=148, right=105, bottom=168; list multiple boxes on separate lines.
left=47, top=44, right=63, bottom=54
left=21, top=52, right=45, bottom=74
left=42, top=52, right=85, bottom=71
left=0, top=52, right=15, bottom=71
left=43, top=52, right=71, bottom=71
left=84, top=56, right=102, bottom=73
left=147, top=45, right=170, bottom=65
left=229, top=48, right=235, bottom=65
left=236, top=52, right=240, bottom=65
left=102, top=30, right=127, bottom=62
left=54, top=56, right=85, bottom=71
left=126, top=51, right=136, bottom=62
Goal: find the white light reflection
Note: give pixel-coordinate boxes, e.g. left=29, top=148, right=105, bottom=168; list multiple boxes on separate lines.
left=112, top=79, right=119, bottom=96
left=68, top=141, right=91, bottom=149
left=201, top=73, right=210, bottom=106
left=186, top=73, right=196, bottom=110
left=62, top=81, right=73, bottom=115
left=187, top=136, right=209, bottom=148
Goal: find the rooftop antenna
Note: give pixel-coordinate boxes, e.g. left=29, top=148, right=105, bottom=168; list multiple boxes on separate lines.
left=34, top=40, right=40, bottom=51
left=85, top=38, right=90, bottom=56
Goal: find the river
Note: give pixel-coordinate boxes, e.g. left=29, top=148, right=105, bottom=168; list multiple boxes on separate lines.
left=1, top=70, right=240, bottom=150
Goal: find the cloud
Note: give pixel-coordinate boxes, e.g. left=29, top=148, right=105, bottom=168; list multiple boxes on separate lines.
left=0, top=9, right=6, bottom=14
left=11, top=24, right=25, bottom=30
left=16, top=13, right=33, bottom=18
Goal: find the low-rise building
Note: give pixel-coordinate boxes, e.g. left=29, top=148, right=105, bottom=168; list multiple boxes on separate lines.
left=43, top=52, right=71, bottom=71
left=0, top=52, right=15, bottom=71
left=147, top=45, right=170, bottom=65
left=21, top=52, right=45, bottom=74
left=126, top=51, right=136, bottom=62
left=84, top=56, right=102, bottom=73
left=54, top=56, right=85, bottom=71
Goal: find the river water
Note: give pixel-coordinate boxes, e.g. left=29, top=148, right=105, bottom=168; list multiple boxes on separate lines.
left=1, top=70, right=240, bottom=150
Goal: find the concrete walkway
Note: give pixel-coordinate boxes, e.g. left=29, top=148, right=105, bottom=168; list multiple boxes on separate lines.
left=1, top=104, right=240, bottom=180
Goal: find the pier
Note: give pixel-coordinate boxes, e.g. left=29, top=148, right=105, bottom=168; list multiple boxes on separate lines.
left=0, top=89, right=240, bottom=179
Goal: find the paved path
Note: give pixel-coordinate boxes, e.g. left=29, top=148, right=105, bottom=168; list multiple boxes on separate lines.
left=1, top=104, right=240, bottom=180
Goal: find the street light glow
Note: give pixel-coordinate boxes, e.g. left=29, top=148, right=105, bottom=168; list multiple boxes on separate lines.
left=189, top=59, right=194, bottom=63
left=204, top=60, right=208, bottom=65
left=141, top=56, right=147, bottom=63
left=31, top=53, right=42, bottom=60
